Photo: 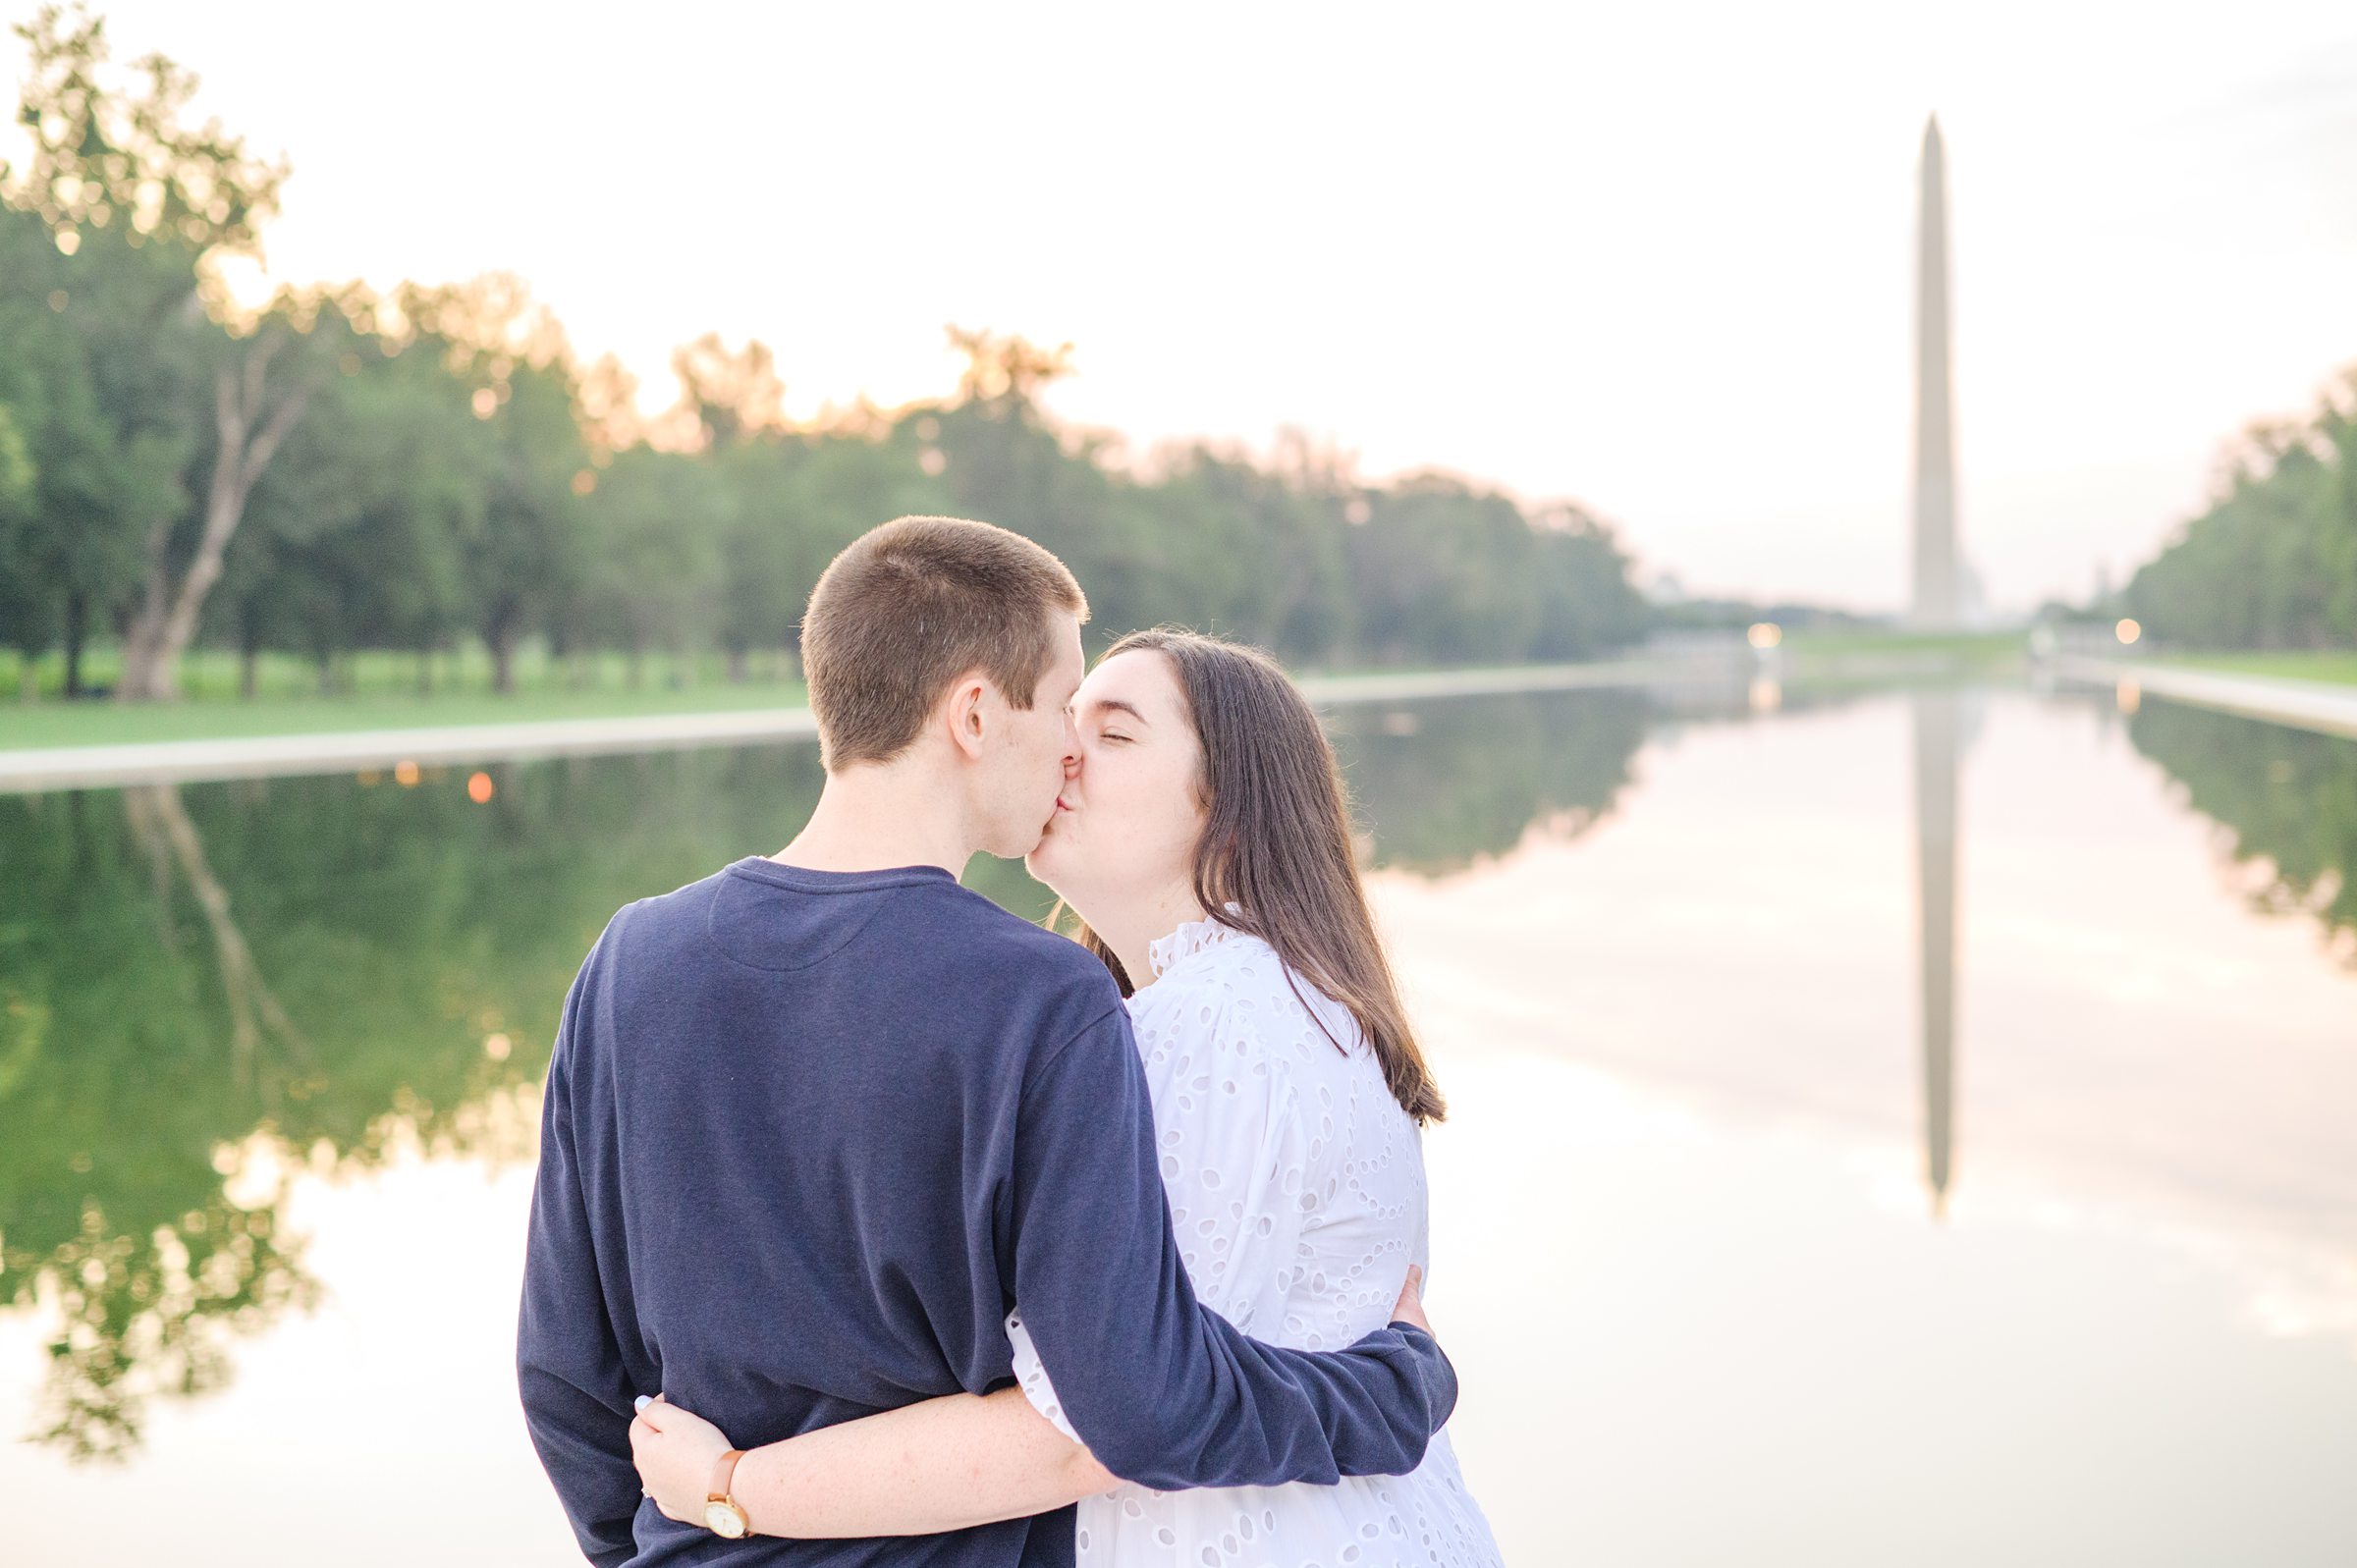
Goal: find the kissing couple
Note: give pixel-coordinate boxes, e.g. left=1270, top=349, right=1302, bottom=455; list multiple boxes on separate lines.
left=519, top=515, right=1502, bottom=1566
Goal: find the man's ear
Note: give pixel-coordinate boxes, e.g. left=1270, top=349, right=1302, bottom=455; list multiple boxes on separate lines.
left=944, top=676, right=991, bottom=761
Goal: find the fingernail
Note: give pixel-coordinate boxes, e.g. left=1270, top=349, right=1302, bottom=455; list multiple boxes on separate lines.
left=633, top=1395, right=652, bottom=1412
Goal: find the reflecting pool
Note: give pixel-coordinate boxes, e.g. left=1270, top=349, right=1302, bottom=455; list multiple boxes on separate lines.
left=2, top=680, right=2352, bottom=1565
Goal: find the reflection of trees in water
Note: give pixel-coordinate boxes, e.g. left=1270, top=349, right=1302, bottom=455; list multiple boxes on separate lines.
left=1323, top=682, right=1885, bottom=875
left=2122, top=701, right=2357, bottom=964
left=1328, top=689, right=1653, bottom=873
left=945, top=689, right=1666, bottom=910
left=0, top=746, right=829, bottom=1458
left=24, top=1179, right=313, bottom=1462
left=122, top=785, right=313, bottom=1091
left=0, top=689, right=1670, bottom=1458
left=6, top=789, right=325, bottom=1461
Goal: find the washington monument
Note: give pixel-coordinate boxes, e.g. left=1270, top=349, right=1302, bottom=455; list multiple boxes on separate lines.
left=1912, top=116, right=1961, bottom=627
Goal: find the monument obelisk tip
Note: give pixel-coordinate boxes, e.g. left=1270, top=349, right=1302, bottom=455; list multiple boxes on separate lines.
left=1911, top=114, right=1960, bottom=628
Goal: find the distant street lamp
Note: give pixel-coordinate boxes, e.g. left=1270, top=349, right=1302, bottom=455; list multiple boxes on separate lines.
left=1746, top=622, right=1782, bottom=651
left=2115, top=619, right=2142, bottom=646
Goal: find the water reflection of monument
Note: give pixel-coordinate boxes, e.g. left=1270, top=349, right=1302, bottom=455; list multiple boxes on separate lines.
left=1912, top=690, right=1961, bottom=1217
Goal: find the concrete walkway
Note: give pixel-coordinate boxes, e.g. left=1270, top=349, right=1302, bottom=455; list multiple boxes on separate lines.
left=0, top=707, right=824, bottom=792
left=0, top=657, right=1735, bottom=793
left=2056, top=656, right=2357, bottom=741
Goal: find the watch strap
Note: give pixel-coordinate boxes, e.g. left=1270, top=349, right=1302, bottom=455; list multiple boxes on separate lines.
left=708, top=1446, right=747, bottom=1506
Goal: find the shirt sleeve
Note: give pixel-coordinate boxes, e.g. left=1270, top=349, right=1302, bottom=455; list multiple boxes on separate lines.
left=1007, top=988, right=1312, bottom=1441
left=1005, top=1003, right=1455, bottom=1490
left=517, top=938, right=641, bottom=1568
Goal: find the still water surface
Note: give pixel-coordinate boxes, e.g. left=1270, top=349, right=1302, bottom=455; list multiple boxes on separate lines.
left=2, top=680, right=2352, bottom=1565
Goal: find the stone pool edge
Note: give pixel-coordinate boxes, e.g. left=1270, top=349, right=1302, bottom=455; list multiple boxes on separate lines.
left=2056, top=657, right=2357, bottom=742
left=0, top=658, right=1737, bottom=792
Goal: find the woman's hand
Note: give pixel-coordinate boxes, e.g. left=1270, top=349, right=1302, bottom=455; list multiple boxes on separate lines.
left=1390, top=1264, right=1432, bottom=1334
left=629, top=1394, right=737, bottom=1527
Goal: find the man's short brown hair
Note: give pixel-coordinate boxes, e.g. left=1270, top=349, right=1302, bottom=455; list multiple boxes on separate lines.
left=800, top=516, right=1088, bottom=768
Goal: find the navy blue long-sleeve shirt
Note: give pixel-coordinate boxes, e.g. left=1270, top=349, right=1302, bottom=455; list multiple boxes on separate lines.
left=518, top=857, right=1456, bottom=1568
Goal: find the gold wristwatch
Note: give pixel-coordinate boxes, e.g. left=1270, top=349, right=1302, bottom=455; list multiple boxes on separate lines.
left=705, top=1447, right=752, bottom=1538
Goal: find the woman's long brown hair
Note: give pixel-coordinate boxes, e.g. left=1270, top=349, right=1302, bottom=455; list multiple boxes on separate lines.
left=1063, top=628, right=1445, bottom=1124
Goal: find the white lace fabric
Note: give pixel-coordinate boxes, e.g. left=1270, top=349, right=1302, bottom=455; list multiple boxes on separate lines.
left=1007, top=916, right=1502, bottom=1566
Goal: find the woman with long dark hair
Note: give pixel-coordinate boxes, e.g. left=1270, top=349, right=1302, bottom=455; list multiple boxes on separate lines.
left=630, top=629, right=1500, bottom=1564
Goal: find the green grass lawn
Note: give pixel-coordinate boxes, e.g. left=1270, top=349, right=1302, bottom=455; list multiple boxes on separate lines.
left=1778, top=627, right=2024, bottom=662
left=2150, top=649, right=2357, bottom=687
left=2, top=642, right=800, bottom=701
left=0, top=645, right=809, bottom=751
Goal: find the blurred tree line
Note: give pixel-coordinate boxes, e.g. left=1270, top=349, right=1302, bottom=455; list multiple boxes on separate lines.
left=2123, top=365, right=2357, bottom=648
left=0, top=9, right=1646, bottom=705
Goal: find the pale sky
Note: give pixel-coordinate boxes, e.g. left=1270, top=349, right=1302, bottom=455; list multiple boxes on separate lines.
left=12, top=0, right=2357, bottom=613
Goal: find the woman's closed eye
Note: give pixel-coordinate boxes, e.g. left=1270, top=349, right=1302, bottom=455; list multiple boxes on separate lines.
left=1100, top=731, right=1132, bottom=744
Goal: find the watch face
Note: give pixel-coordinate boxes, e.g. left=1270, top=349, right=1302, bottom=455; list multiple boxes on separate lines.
left=705, top=1501, right=749, bottom=1539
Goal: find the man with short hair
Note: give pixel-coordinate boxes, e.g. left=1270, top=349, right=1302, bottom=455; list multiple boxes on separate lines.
left=519, top=515, right=1454, bottom=1567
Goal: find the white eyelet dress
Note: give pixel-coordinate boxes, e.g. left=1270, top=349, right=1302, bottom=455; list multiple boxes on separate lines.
left=1005, top=917, right=1503, bottom=1568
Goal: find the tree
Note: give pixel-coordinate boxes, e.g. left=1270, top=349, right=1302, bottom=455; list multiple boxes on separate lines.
left=397, top=276, right=590, bottom=693
left=946, top=325, right=1072, bottom=414
left=671, top=333, right=789, bottom=451
left=3, top=6, right=283, bottom=257
left=211, top=301, right=487, bottom=694
left=571, top=446, right=725, bottom=681
left=2125, top=366, right=2357, bottom=651
left=1135, top=444, right=1345, bottom=650
left=0, top=406, right=30, bottom=514
left=0, top=198, right=191, bottom=694
left=3, top=4, right=301, bottom=701
left=1529, top=503, right=1648, bottom=660
left=0, top=401, right=41, bottom=695
left=116, top=300, right=330, bottom=698
left=2, top=0, right=1659, bottom=700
